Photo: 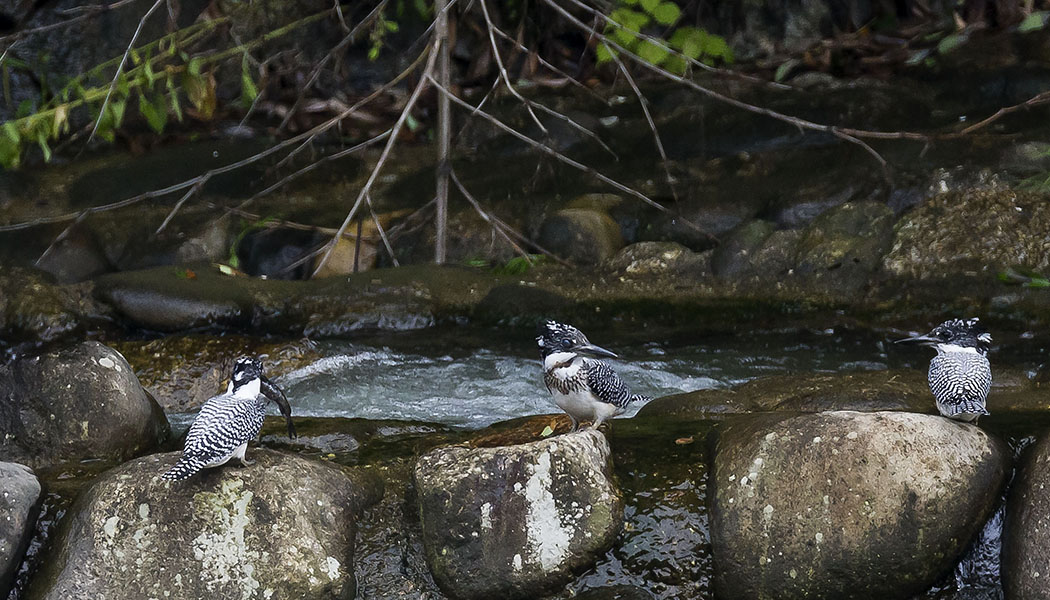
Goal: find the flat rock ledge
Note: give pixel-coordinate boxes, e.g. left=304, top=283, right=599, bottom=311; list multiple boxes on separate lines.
left=415, top=429, right=623, bottom=600
left=1003, top=431, right=1050, bottom=600
left=0, top=462, right=41, bottom=599
left=28, top=449, right=382, bottom=600
left=711, top=411, right=1008, bottom=600
left=0, top=341, right=169, bottom=469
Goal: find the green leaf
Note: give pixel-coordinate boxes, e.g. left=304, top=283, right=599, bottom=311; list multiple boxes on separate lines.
left=540, top=425, right=554, bottom=437
left=663, top=54, right=687, bottom=75
left=1019, top=11, right=1049, bottom=33
left=216, top=263, right=237, bottom=276
left=640, top=0, right=660, bottom=13
left=3, top=121, right=19, bottom=142
left=636, top=39, right=671, bottom=65
left=109, top=98, right=127, bottom=126
left=166, top=77, right=183, bottom=121
left=405, top=113, right=421, bottom=132
left=16, top=99, right=33, bottom=118
left=774, top=58, right=799, bottom=82
left=651, top=2, right=681, bottom=25
left=384, top=19, right=400, bottom=33
left=116, top=72, right=131, bottom=97
left=0, top=133, right=21, bottom=168
left=595, top=42, right=618, bottom=64
left=144, top=60, right=156, bottom=87
left=937, top=32, right=967, bottom=54
left=188, top=57, right=202, bottom=77
left=138, top=93, right=167, bottom=133
left=610, top=25, right=639, bottom=47
left=610, top=7, right=649, bottom=30
left=368, top=45, right=380, bottom=61
left=240, top=53, right=258, bottom=107
left=35, top=130, right=51, bottom=162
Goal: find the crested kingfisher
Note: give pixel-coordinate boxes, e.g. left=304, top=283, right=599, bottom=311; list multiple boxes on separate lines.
left=163, top=356, right=296, bottom=481
left=896, top=318, right=992, bottom=423
left=536, top=319, right=649, bottom=431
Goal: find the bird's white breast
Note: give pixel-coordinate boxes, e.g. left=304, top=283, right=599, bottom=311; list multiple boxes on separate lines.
left=544, top=351, right=582, bottom=380
left=935, top=343, right=980, bottom=355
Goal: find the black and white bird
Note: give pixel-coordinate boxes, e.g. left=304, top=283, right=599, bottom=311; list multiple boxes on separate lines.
left=163, top=357, right=296, bottom=481
left=896, top=318, right=992, bottom=422
left=536, top=320, right=649, bottom=431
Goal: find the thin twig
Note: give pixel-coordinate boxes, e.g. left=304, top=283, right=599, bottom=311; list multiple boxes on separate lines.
left=311, top=33, right=442, bottom=277
left=959, top=90, right=1050, bottom=135
left=368, top=197, right=400, bottom=267
left=611, top=51, right=678, bottom=202
left=155, top=180, right=206, bottom=235
left=479, top=0, right=546, bottom=133
left=490, top=25, right=607, bottom=101
left=545, top=0, right=927, bottom=147
left=429, top=74, right=713, bottom=240
left=277, top=1, right=387, bottom=133
left=83, top=0, right=165, bottom=149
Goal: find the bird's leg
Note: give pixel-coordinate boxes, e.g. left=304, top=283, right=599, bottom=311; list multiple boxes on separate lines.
left=569, top=416, right=580, bottom=432
left=239, top=456, right=255, bottom=467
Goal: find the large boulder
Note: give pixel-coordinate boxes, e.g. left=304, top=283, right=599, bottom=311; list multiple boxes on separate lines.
left=538, top=208, right=625, bottom=265
left=793, top=200, right=896, bottom=297
left=415, top=429, right=623, bottom=600
left=29, top=449, right=382, bottom=600
left=0, top=462, right=41, bottom=599
left=883, top=189, right=1050, bottom=280
left=711, top=411, right=1008, bottom=600
left=0, top=342, right=169, bottom=469
left=1003, top=432, right=1050, bottom=599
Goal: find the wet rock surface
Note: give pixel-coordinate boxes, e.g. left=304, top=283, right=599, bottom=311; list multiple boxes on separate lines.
left=711, top=411, right=1008, bottom=600
left=0, top=342, right=169, bottom=469
left=415, top=428, right=623, bottom=600
left=883, top=189, right=1050, bottom=280
left=0, top=267, right=107, bottom=353
left=793, top=200, right=896, bottom=297
left=1003, top=431, right=1050, bottom=600
left=538, top=208, right=625, bottom=265
left=29, top=449, right=382, bottom=600
left=110, top=335, right=323, bottom=412
left=0, top=462, right=41, bottom=599
left=640, top=370, right=933, bottom=419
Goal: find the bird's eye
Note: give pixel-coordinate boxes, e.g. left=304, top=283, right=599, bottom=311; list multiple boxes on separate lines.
left=560, top=338, right=573, bottom=349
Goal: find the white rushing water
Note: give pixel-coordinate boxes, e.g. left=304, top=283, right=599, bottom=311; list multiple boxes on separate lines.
left=259, top=331, right=898, bottom=428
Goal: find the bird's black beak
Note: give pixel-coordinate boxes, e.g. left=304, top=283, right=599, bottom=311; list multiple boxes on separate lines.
left=894, top=333, right=940, bottom=346
left=261, top=376, right=296, bottom=439
left=574, top=343, right=618, bottom=359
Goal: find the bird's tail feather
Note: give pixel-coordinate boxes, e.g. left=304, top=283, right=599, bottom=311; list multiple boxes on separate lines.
left=629, top=394, right=651, bottom=404
left=162, top=456, right=205, bottom=481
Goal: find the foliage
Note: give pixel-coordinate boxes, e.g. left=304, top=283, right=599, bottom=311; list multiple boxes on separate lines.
left=228, top=216, right=277, bottom=269
left=998, top=266, right=1050, bottom=288
left=595, top=0, right=732, bottom=73
left=0, top=9, right=333, bottom=170
left=494, top=254, right=547, bottom=275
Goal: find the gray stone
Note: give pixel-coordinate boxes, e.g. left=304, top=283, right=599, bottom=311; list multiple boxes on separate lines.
left=0, top=462, right=41, bottom=599
left=1003, top=432, right=1050, bottom=600
left=883, top=189, right=1050, bottom=280
left=0, top=267, right=105, bottom=348
left=0, top=342, right=169, bottom=469
left=34, top=227, right=111, bottom=284
left=607, top=241, right=709, bottom=276
left=538, top=208, right=625, bottom=265
left=29, top=449, right=382, bottom=600
left=415, top=429, right=623, bottom=600
left=794, top=200, right=896, bottom=296
left=711, top=220, right=777, bottom=278
left=711, top=411, right=1008, bottom=600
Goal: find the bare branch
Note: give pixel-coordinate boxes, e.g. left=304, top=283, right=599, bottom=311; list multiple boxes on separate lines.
left=311, top=33, right=442, bottom=277
left=545, top=0, right=930, bottom=147
left=959, top=89, right=1050, bottom=135
left=83, top=0, right=165, bottom=148
left=428, top=74, right=713, bottom=240
left=368, top=198, right=400, bottom=267
left=479, top=0, right=546, bottom=134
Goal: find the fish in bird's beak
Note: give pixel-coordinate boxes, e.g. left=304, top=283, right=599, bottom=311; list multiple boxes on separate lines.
left=261, top=376, right=296, bottom=439
left=574, top=343, right=618, bottom=359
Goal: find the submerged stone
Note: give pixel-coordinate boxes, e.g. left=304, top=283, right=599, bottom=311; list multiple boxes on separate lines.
left=0, top=342, right=169, bottom=469
left=415, top=429, right=623, bottom=600
left=29, top=449, right=381, bottom=600
left=0, top=462, right=41, bottom=599
left=710, top=411, right=1008, bottom=600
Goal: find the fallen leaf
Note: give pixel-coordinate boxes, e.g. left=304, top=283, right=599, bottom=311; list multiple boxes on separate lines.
left=675, top=436, right=694, bottom=445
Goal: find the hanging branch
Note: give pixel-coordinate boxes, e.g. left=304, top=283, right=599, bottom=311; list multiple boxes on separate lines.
left=434, top=0, right=452, bottom=264
left=83, top=0, right=165, bottom=148
left=428, top=74, right=715, bottom=241
left=311, top=34, right=442, bottom=277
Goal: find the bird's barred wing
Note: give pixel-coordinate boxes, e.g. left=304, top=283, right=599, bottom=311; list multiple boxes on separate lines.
left=929, top=354, right=991, bottom=410
left=584, top=360, right=634, bottom=408
left=183, top=396, right=265, bottom=463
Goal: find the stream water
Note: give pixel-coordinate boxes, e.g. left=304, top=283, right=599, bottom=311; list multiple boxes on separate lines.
left=170, top=327, right=926, bottom=429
